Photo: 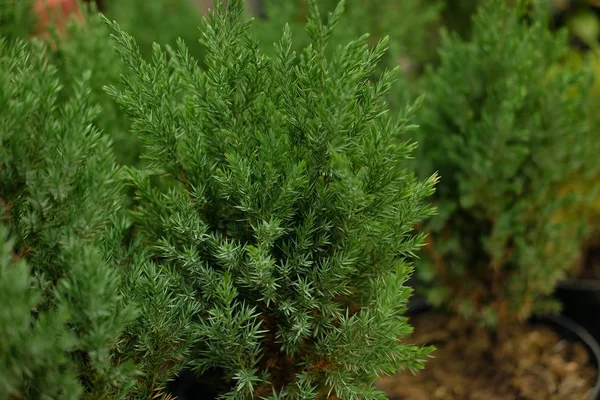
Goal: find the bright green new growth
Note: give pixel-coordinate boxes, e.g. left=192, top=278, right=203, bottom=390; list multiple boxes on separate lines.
left=0, top=38, right=137, bottom=399
left=104, top=0, right=436, bottom=398
left=416, top=0, right=599, bottom=328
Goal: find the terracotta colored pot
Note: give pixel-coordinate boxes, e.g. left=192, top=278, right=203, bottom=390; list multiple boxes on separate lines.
left=32, top=0, right=83, bottom=38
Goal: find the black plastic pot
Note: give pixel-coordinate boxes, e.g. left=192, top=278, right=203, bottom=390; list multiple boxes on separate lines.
left=555, top=278, right=600, bottom=341
left=530, top=312, right=600, bottom=400
left=403, top=298, right=600, bottom=400
left=166, top=367, right=229, bottom=400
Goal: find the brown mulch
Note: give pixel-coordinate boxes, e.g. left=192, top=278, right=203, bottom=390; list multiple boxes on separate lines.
left=377, top=312, right=597, bottom=400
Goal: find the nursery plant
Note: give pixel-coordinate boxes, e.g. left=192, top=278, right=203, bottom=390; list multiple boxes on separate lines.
left=0, top=37, right=137, bottom=398
left=416, top=0, right=599, bottom=330
left=103, top=0, right=437, bottom=398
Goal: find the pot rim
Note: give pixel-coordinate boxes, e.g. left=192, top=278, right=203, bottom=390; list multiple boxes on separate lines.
left=557, top=278, right=600, bottom=291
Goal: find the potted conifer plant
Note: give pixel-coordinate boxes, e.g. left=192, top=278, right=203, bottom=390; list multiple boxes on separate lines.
left=553, top=62, right=600, bottom=344
left=102, top=0, right=438, bottom=397
left=378, top=1, right=600, bottom=399
left=0, top=36, right=137, bottom=399
left=549, top=5, right=600, bottom=342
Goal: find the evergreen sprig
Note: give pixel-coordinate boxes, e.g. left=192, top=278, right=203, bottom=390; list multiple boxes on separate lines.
left=104, top=0, right=437, bottom=398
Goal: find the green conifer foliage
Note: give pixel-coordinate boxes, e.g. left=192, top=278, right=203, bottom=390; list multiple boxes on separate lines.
left=0, top=225, right=82, bottom=400
left=0, top=0, right=140, bottom=166
left=0, top=38, right=137, bottom=398
left=45, top=2, right=140, bottom=166
left=104, top=0, right=437, bottom=397
left=253, top=0, right=442, bottom=110
left=416, top=0, right=599, bottom=328
left=0, top=0, right=36, bottom=38
left=255, top=0, right=442, bottom=70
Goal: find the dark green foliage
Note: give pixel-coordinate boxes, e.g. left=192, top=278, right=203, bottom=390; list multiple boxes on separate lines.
left=0, top=226, right=82, bottom=400
left=416, top=0, right=599, bottom=328
left=0, top=38, right=120, bottom=276
left=104, top=0, right=436, bottom=397
left=0, top=0, right=36, bottom=38
left=0, top=38, right=137, bottom=398
left=0, top=226, right=139, bottom=400
left=45, top=2, right=140, bottom=166
left=440, top=0, right=481, bottom=38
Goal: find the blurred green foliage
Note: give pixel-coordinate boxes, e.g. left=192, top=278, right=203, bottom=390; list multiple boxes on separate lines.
left=103, top=0, right=206, bottom=60
left=415, top=0, right=600, bottom=327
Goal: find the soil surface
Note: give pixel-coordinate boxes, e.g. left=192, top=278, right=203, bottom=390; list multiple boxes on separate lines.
left=377, top=312, right=597, bottom=400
